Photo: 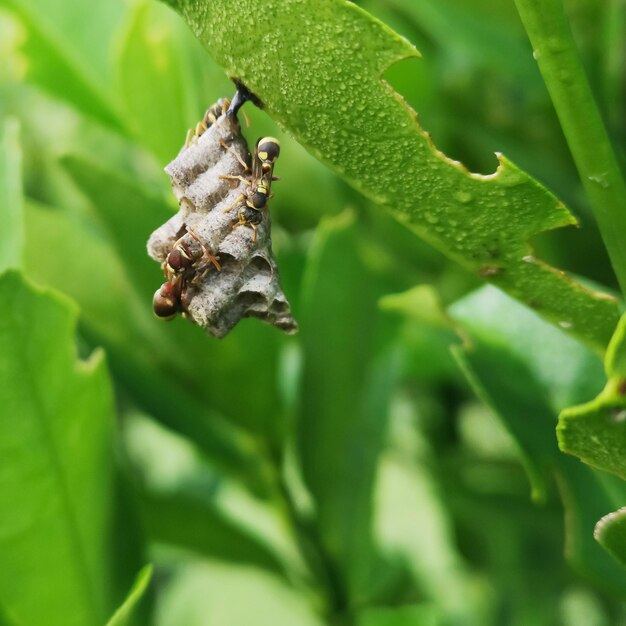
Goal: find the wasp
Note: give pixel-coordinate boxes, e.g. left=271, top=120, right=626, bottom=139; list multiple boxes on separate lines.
left=184, top=98, right=231, bottom=148
left=153, top=226, right=221, bottom=320
left=221, top=136, right=281, bottom=242
left=164, top=227, right=221, bottom=280
left=153, top=277, right=184, bottom=320
left=184, top=93, right=253, bottom=150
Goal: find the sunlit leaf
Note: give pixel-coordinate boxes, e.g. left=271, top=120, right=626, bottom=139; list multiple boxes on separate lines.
left=158, top=562, right=324, bottom=626
left=124, top=411, right=304, bottom=578
left=374, top=451, right=485, bottom=624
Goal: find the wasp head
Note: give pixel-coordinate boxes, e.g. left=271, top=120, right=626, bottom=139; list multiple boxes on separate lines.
left=257, top=137, right=280, bottom=173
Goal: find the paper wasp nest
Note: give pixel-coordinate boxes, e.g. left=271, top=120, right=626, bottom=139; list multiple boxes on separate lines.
left=147, top=105, right=298, bottom=338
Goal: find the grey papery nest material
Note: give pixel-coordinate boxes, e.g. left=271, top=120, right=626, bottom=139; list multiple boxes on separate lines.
left=146, top=110, right=298, bottom=338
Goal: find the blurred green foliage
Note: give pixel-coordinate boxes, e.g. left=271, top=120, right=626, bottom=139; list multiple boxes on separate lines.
left=0, top=0, right=625, bottom=624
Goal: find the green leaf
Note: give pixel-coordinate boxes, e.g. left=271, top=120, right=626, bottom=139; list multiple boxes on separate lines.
left=455, top=287, right=581, bottom=497
left=158, top=562, right=324, bottom=626
left=0, top=270, right=114, bottom=626
left=299, top=211, right=402, bottom=601
left=116, top=1, right=197, bottom=162
left=0, top=604, right=21, bottom=626
left=444, top=285, right=626, bottom=594
left=140, top=492, right=286, bottom=576
left=0, top=118, right=22, bottom=272
left=554, top=457, right=626, bottom=591
left=161, top=0, right=618, bottom=351
left=105, top=565, right=153, bottom=626
left=595, top=507, right=626, bottom=570
left=558, top=311, right=626, bottom=480
left=374, top=451, right=484, bottom=624
left=114, top=0, right=233, bottom=161
left=59, top=154, right=173, bottom=300
left=2, top=0, right=125, bottom=129
left=385, top=0, right=540, bottom=86
left=379, top=286, right=462, bottom=383
left=357, top=605, right=441, bottom=626
left=124, top=410, right=304, bottom=579
left=380, top=285, right=452, bottom=331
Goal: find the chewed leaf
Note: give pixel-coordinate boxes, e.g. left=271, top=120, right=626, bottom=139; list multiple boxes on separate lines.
left=558, top=312, right=626, bottom=480
left=161, top=0, right=618, bottom=350
left=558, top=397, right=626, bottom=480
left=595, top=508, right=626, bottom=570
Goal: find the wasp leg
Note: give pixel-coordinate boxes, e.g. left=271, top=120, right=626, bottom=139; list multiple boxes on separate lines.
left=184, top=128, right=193, bottom=149
left=219, top=174, right=251, bottom=186
left=185, top=227, right=222, bottom=271
left=204, top=254, right=221, bottom=272
left=194, top=121, right=208, bottom=142
left=232, top=220, right=257, bottom=243
left=218, top=139, right=249, bottom=171
left=224, top=193, right=246, bottom=213
left=188, top=264, right=210, bottom=286
left=202, top=108, right=217, bottom=126
left=192, top=248, right=221, bottom=272
left=179, top=281, right=193, bottom=318
left=232, top=208, right=260, bottom=243
left=246, top=222, right=258, bottom=244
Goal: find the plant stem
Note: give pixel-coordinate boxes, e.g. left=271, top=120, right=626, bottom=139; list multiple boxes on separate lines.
left=602, top=0, right=626, bottom=135
left=514, top=0, right=626, bottom=297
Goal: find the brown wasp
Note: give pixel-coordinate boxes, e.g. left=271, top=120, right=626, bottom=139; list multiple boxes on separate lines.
left=153, top=225, right=221, bottom=320
left=152, top=278, right=184, bottom=321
